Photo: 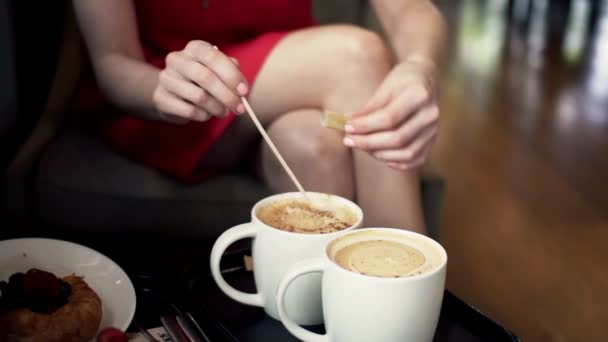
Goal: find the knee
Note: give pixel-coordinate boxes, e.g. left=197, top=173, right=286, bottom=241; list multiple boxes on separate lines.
left=286, top=123, right=351, bottom=174
left=267, top=114, right=355, bottom=199
left=327, top=25, right=392, bottom=79
left=299, top=132, right=350, bottom=172
left=295, top=131, right=355, bottom=199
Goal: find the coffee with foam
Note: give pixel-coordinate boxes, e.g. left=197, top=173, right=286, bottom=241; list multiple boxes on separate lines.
left=329, top=230, right=443, bottom=278
left=257, top=197, right=357, bottom=234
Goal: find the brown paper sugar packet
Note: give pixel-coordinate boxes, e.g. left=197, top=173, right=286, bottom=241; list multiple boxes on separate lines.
left=321, top=110, right=347, bottom=131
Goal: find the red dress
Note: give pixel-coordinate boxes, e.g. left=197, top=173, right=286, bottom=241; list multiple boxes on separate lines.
left=84, top=0, right=314, bottom=183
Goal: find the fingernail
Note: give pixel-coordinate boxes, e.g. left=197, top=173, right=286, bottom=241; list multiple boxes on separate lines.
left=344, top=124, right=355, bottom=133
left=237, top=103, right=246, bottom=114
left=343, top=137, right=355, bottom=147
left=237, top=82, right=248, bottom=95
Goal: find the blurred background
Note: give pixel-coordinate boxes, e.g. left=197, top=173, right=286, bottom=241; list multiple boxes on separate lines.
left=422, top=0, right=607, bottom=341
left=330, top=0, right=608, bottom=340
left=1, top=0, right=607, bottom=341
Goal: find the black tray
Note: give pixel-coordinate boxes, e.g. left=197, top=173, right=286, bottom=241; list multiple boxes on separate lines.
left=0, top=230, right=519, bottom=342
left=131, top=248, right=520, bottom=342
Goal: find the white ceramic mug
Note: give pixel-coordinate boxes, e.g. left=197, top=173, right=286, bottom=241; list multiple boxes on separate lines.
left=277, top=228, right=447, bottom=342
left=210, top=192, right=363, bottom=325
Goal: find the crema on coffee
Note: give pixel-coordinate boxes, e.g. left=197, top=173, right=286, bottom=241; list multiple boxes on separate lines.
left=334, top=240, right=426, bottom=277
left=257, top=199, right=356, bottom=234
left=329, top=230, right=443, bottom=278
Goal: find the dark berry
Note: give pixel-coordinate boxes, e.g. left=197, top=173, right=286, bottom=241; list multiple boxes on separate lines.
left=26, top=298, right=51, bottom=313
left=0, top=281, right=7, bottom=296
left=0, top=281, right=7, bottom=310
left=8, top=272, right=24, bottom=286
left=23, top=268, right=61, bottom=301
left=1, top=269, right=69, bottom=314
left=7, top=272, right=24, bottom=295
left=1, top=278, right=22, bottom=312
left=96, top=327, right=128, bottom=342
left=59, top=280, right=71, bottom=301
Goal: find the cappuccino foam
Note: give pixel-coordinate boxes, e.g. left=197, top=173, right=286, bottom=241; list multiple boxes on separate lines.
left=257, top=199, right=356, bottom=234
left=334, top=240, right=427, bottom=278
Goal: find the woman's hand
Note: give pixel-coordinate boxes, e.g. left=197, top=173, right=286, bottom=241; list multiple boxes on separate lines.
left=153, top=40, right=249, bottom=123
left=343, top=58, right=440, bottom=170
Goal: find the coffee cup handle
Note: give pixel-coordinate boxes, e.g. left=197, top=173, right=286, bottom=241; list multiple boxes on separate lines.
left=210, top=222, right=263, bottom=307
left=277, top=258, right=329, bottom=342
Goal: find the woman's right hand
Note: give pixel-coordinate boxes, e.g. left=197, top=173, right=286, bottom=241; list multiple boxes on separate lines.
left=153, top=40, right=249, bottom=123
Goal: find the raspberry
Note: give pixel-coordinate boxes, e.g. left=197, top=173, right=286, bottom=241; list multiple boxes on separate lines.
left=96, top=327, right=128, bottom=342
left=23, top=269, right=61, bottom=302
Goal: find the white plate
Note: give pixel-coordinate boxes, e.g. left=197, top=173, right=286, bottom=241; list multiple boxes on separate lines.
left=0, top=238, right=136, bottom=337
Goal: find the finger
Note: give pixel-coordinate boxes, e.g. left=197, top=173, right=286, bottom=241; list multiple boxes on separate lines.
left=158, top=111, right=190, bottom=125
left=388, top=143, right=433, bottom=171
left=230, top=57, right=240, bottom=66
left=345, top=105, right=439, bottom=151
left=349, top=88, right=392, bottom=118
left=346, top=85, right=431, bottom=134
left=184, top=40, right=249, bottom=95
left=167, top=51, right=244, bottom=113
left=387, top=161, right=403, bottom=170
left=153, top=87, right=210, bottom=122
left=373, top=125, right=438, bottom=162
left=160, top=69, right=226, bottom=117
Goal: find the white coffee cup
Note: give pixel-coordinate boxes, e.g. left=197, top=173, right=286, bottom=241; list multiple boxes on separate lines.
left=277, top=228, right=447, bottom=342
left=210, top=192, right=363, bottom=325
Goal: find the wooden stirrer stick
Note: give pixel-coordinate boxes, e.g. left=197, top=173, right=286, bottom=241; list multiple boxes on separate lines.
left=240, top=97, right=307, bottom=197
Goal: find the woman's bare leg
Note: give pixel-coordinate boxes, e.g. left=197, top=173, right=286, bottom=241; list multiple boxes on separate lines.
left=260, top=109, right=355, bottom=200
left=202, top=25, right=426, bottom=233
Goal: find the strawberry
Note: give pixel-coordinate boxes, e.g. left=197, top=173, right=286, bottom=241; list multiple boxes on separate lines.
left=96, top=327, right=128, bottom=342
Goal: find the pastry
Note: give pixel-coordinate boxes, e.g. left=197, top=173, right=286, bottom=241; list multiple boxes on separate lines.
left=0, top=269, right=102, bottom=342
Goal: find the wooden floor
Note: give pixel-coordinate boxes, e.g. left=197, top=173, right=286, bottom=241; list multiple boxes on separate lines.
left=431, top=0, right=608, bottom=341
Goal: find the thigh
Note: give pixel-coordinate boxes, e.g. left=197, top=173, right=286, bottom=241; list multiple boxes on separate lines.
left=248, top=24, right=388, bottom=121
left=199, top=24, right=386, bottom=170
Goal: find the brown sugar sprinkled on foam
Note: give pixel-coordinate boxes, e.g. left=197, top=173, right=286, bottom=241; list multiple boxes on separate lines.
left=258, top=200, right=353, bottom=234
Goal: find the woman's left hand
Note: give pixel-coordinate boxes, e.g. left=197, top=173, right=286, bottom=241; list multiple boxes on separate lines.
left=343, top=58, right=440, bottom=170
